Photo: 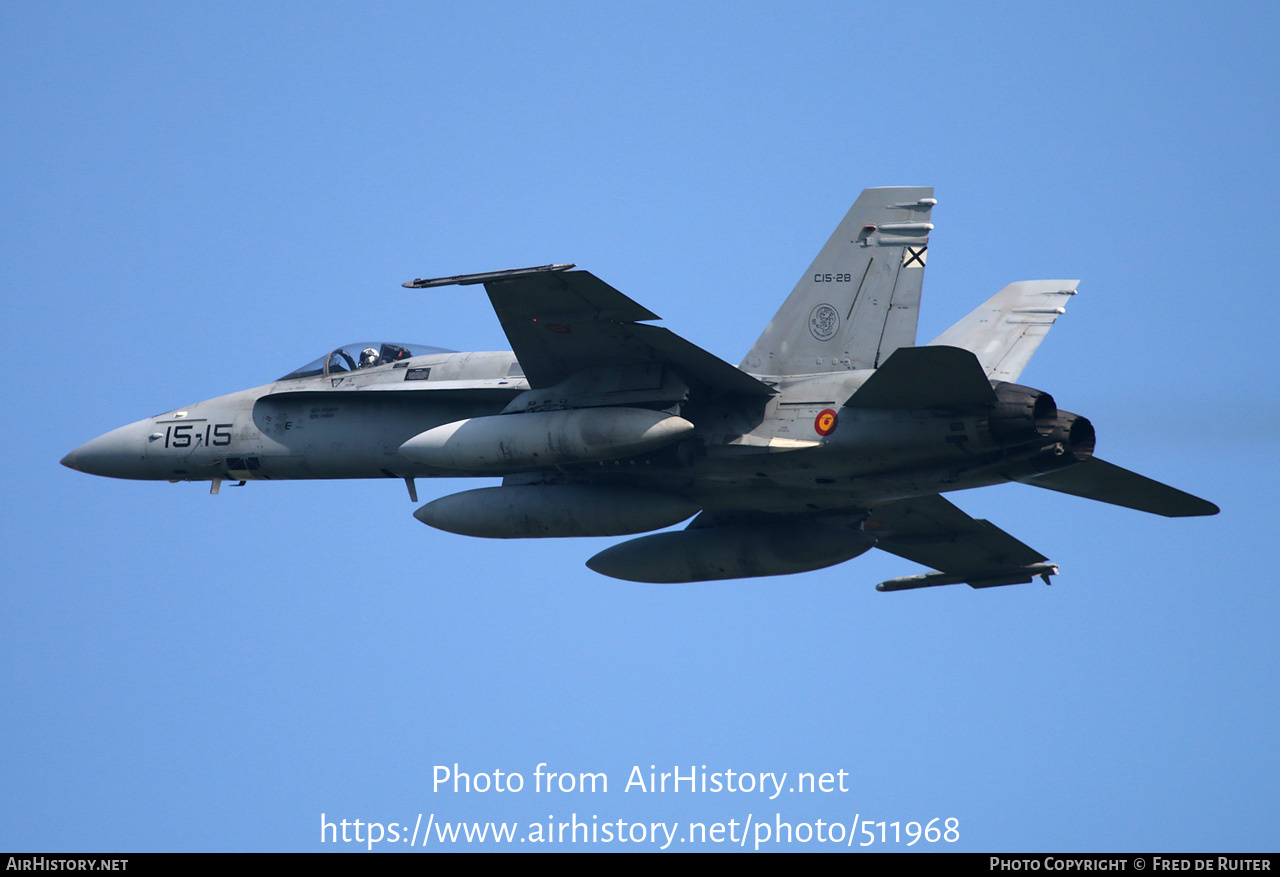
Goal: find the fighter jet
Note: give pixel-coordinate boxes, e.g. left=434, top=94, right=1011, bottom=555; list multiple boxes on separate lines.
left=62, top=187, right=1217, bottom=589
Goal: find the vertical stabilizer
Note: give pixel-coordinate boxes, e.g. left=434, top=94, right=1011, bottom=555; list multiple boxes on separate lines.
left=929, top=280, right=1078, bottom=382
left=741, top=187, right=934, bottom=376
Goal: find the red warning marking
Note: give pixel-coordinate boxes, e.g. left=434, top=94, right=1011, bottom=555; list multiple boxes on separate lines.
left=814, top=408, right=838, bottom=436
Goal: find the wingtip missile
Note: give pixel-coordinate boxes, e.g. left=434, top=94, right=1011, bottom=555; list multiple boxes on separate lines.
left=876, top=562, right=1059, bottom=592
left=402, top=263, right=576, bottom=289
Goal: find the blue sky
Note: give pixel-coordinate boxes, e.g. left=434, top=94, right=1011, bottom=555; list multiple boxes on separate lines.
left=3, top=2, right=1277, bottom=851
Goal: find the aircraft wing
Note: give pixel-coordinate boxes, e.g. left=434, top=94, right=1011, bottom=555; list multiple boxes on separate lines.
left=405, top=264, right=773, bottom=397
left=865, top=495, right=1057, bottom=591
left=684, top=495, right=1055, bottom=591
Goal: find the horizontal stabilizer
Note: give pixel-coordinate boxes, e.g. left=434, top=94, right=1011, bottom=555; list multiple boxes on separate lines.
left=845, top=345, right=997, bottom=408
left=1018, top=458, right=1219, bottom=517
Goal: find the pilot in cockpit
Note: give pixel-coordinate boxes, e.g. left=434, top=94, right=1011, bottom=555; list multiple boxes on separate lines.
left=358, top=347, right=381, bottom=369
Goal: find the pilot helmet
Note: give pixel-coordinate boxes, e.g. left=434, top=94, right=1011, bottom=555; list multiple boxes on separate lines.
left=359, top=347, right=380, bottom=367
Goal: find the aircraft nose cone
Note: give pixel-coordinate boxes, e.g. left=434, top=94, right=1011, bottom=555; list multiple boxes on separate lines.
left=62, top=422, right=154, bottom=479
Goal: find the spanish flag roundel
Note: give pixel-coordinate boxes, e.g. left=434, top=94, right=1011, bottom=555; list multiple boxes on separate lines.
left=814, top=408, right=838, bottom=436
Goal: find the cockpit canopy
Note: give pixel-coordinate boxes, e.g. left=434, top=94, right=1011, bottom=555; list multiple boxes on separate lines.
left=278, top=342, right=455, bottom=381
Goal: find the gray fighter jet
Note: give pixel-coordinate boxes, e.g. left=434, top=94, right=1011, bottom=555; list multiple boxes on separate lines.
left=62, top=187, right=1217, bottom=589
